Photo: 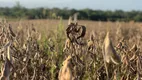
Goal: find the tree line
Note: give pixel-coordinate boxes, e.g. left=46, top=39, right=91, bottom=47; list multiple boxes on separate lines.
left=0, top=2, right=142, bottom=22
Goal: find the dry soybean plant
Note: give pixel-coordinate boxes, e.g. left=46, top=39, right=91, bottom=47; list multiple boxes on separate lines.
left=0, top=16, right=142, bottom=80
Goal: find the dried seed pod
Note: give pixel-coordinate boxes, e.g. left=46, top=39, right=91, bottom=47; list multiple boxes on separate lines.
left=22, top=43, right=27, bottom=50
left=3, top=41, right=11, bottom=49
left=38, top=33, right=41, bottom=41
left=90, top=31, right=96, bottom=41
left=34, top=52, right=40, bottom=59
left=68, top=16, right=72, bottom=25
left=63, top=38, right=71, bottom=52
left=66, top=23, right=74, bottom=41
left=73, top=13, right=79, bottom=25
left=7, top=44, right=12, bottom=63
left=102, top=32, right=121, bottom=65
left=27, top=27, right=31, bottom=40
left=0, top=27, right=4, bottom=36
left=77, top=25, right=86, bottom=39
left=130, top=44, right=138, bottom=52
left=102, top=32, right=121, bottom=80
left=23, top=57, right=27, bottom=62
left=87, top=40, right=94, bottom=47
left=65, top=38, right=71, bottom=48
left=66, top=23, right=78, bottom=42
left=58, top=55, right=73, bottom=80
left=0, top=57, right=13, bottom=80
left=116, top=25, right=122, bottom=39
left=87, top=40, right=94, bottom=51
left=87, top=31, right=96, bottom=51
left=130, top=54, right=136, bottom=61
left=8, top=24, right=16, bottom=37
left=1, top=41, right=13, bottom=63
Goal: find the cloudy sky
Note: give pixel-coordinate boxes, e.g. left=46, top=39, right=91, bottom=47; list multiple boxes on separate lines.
left=0, top=0, right=141, bottom=11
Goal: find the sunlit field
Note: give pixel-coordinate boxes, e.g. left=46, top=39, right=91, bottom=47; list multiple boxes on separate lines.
left=1, top=18, right=142, bottom=80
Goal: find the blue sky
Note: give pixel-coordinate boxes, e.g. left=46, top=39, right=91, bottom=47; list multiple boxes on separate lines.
left=0, top=0, right=141, bottom=11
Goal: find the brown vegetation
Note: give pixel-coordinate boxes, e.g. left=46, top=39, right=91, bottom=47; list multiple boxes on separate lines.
left=0, top=16, right=142, bottom=80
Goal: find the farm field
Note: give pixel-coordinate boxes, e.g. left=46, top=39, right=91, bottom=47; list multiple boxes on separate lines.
left=8, top=19, right=142, bottom=38
left=1, top=18, right=142, bottom=80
